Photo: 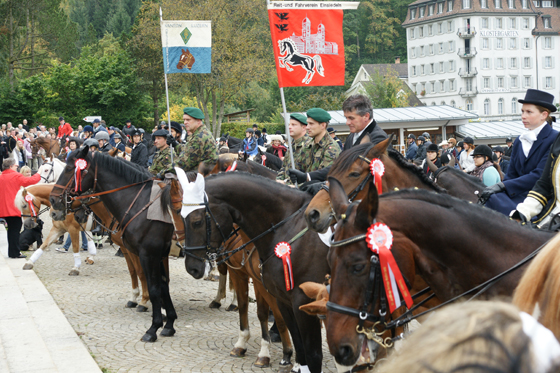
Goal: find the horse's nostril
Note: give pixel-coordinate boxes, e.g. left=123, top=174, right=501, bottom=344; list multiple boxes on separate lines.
left=337, top=344, right=354, bottom=362
left=309, top=209, right=320, bottom=224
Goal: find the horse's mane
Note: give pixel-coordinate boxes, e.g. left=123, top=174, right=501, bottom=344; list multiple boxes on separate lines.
left=434, top=165, right=486, bottom=187
left=14, top=188, right=27, bottom=212
left=93, top=153, right=152, bottom=184
left=206, top=170, right=309, bottom=195
left=386, top=148, right=446, bottom=193
left=328, top=143, right=375, bottom=174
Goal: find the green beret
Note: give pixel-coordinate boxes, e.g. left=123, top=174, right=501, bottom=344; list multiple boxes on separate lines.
left=306, top=108, right=331, bottom=123
left=183, top=107, right=205, bottom=120
left=290, top=113, right=308, bottom=126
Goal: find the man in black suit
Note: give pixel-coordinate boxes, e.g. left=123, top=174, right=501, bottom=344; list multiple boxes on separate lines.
left=288, top=94, right=388, bottom=183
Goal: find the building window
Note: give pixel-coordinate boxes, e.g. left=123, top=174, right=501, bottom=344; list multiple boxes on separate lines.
left=450, top=79, right=455, bottom=90
left=544, top=56, right=552, bottom=68
left=448, top=40, right=454, bottom=51
left=431, top=82, right=435, bottom=92
left=542, top=0, right=553, bottom=6
left=509, top=38, right=517, bottom=49
left=430, top=63, right=434, bottom=73
left=441, top=101, right=446, bottom=105
left=497, top=77, right=504, bottom=88
left=428, top=25, right=433, bottom=36
left=484, top=99, right=491, bottom=115
left=421, top=65, right=425, bottom=75
left=449, top=60, right=455, bottom=71
left=440, top=81, right=445, bottom=91
left=439, top=61, right=444, bottom=72
left=523, top=38, right=530, bottom=49
left=495, top=0, right=502, bottom=8
left=511, top=98, right=517, bottom=113
left=411, top=9, right=416, bottom=19
left=544, top=37, right=552, bottom=49
left=522, top=18, right=529, bottom=29
left=498, top=98, right=504, bottom=114
left=438, top=2, right=444, bottom=13
left=510, top=57, right=517, bottom=68
left=545, top=77, right=552, bottom=89
left=482, top=38, right=489, bottom=49
left=422, top=83, right=426, bottom=93
left=463, top=0, right=471, bottom=9
left=429, top=44, right=434, bottom=55
left=483, top=58, right=490, bottom=69
left=522, top=0, right=528, bottom=8
left=439, top=43, right=444, bottom=53
left=420, top=27, right=424, bottom=37
left=484, top=77, right=490, bottom=88
left=448, top=0, right=453, bottom=11
left=421, top=46, right=425, bottom=56
left=409, top=29, right=415, bottom=39
left=431, top=102, right=437, bottom=106
left=420, top=7, right=425, bottom=17
left=496, top=18, right=503, bottom=29
left=524, top=76, right=531, bottom=88
left=496, top=38, right=503, bottom=49
left=497, top=58, right=504, bottom=68
left=481, top=18, right=489, bottom=29
left=429, top=4, right=434, bottom=15
left=543, top=17, right=551, bottom=29
left=466, top=99, right=473, bottom=111
left=451, top=100, right=456, bottom=107
left=508, top=0, right=515, bottom=7
left=412, top=66, right=417, bottom=76
left=524, top=57, right=531, bottom=68
left=511, top=76, right=518, bottom=88
left=410, top=47, right=416, bottom=58
left=481, top=0, right=488, bottom=7
left=510, top=18, right=516, bottom=29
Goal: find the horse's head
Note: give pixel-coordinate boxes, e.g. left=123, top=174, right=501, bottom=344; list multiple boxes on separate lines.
left=50, top=145, right=95, bottom=220
left=16, top=187, right=41, bottom=229
left=305, top=136, right=392, bottom=233
left=278, top=38, right=294, bottom=54
left=177, top=49, right=195, bottom=70
left=325, top=177, right=410, bottom=370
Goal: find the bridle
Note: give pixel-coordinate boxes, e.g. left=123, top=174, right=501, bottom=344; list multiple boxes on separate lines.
left=39, top=161, right=57, bottom=183
left=320, top=155, right=373, bottom=203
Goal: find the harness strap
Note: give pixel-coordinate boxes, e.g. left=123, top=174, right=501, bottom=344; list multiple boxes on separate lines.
left=120, top=188, right=163, bottom=235
left=118, top=183, right=148, bottom=231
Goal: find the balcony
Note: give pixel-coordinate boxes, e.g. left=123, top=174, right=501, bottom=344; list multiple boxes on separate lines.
left=457, top=27, right=476, bottom=38
left=458, top=67, right=478, bottom=78
left=457, top=48, right=477, bottom=58
left=459, top=87, right=478, bottom=97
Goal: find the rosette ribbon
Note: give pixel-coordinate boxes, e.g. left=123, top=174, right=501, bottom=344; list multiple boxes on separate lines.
left=274, top=242, right=294, bottom=291
left=370, top=159, right=384, bottom=195
left=74, top=159, right=88, bottom=193
left=261, top=155, right=267, bottom=166
left=24, top=194, right=36, bottom=217
left=225, top=160, right=237, bottom=172
left=366, top=222, right=413, bottom=314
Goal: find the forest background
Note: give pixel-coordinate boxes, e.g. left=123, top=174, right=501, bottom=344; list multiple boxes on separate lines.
left=0, top=0, right=416, bottom=136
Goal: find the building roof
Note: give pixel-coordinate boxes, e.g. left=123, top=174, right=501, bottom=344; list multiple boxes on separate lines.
left=403, top=0, right=540, bottom=27
left=458, top=120, right=560, bottom=141
left=534, top=7, right=560, bottom=35
left=363, top=63, right=409, bottom=79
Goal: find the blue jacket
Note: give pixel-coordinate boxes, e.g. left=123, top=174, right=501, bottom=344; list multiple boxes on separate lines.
left=242, top=137, right=258, bottom=156
left=406, top=142, right=418, bottom=161
left=486, top=124, right=558, bottom=215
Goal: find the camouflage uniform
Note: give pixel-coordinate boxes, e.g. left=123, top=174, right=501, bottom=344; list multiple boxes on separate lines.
left=149, top=146, right=174, bottom=176
left=277, top=134, right=312, bottom=183
left=306, top=133, right=341, bottom=172
left=177, top=124, right=218, bottom=172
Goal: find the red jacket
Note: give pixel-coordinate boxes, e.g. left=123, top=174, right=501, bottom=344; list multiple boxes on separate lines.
left=57, top=122, right=73, bottom=138
left=0, top=169, right=41, bottom=217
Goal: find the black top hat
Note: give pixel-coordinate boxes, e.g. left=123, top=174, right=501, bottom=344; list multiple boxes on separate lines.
left=518, top=89, right=557, bottom=113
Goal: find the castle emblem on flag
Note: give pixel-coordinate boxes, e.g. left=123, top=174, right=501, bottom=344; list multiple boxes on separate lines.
left=289, top=17, right=338, bottom=55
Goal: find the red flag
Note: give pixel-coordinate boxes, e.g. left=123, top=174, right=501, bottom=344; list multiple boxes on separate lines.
left=268, top=7, right=345, bottom=88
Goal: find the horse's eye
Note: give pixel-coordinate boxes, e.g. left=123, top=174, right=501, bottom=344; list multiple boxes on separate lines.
left=193, top=220, right=203, bottom=228
left=352, top=263, right=366, bottom=274
left=349, top=172, right=361, bottom=178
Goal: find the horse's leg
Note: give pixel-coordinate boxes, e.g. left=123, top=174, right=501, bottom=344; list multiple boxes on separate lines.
left=253, top=284, right=272, bottom=368
left=68, top=225, right=81, bottom=276
left=23, top=224, right=65, bottom=270
left=277, top=302, right=307, bottom=373
left=121, top=246, right=140, bottom=308
left=210, top=271, right=227, bottom=309
left=158, top=254, right=177, bottom=337
left=228, top=268, right=250, bottom=357
left=139, top=253, right=164, bottom=342
left=226, top=276, right=239, bottom=312
left=126, top=247, right=150, bottom=312
left=293, top=294, right=323, bottom=373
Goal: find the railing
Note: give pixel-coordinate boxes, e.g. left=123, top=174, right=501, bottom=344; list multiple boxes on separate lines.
left=459, top=87, right=478, bottom=97
left=458, top=67, right=478, bottom=77
left=457, top=48, right=477, bottom=58
left=457, top=27, right=476, bottom=38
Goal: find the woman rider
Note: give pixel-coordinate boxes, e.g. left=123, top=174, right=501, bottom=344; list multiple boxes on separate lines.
left=422, top=143, right=441, bottom=180
left=471, top=145, right=502, bottom=187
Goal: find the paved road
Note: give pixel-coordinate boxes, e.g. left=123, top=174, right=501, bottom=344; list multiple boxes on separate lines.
left=28, top=216, right=338, bottom=373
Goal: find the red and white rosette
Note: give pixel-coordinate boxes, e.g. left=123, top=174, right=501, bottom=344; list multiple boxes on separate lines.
left=366, top=222, right=412, bottom=313
left=24, top=194, right=36, bottom=216
left=274, top=241, right=294, bottom=291
left=261, top=155, right=267, bottom=166
left=225, top=160, right=237, bottom=172
left=369, top=158, right=384, bottom=195
left=74, top=159, right=87, bottom=192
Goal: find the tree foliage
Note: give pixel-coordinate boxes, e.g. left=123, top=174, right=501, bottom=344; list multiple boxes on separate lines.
left=365, top=68, right=409, bottom=109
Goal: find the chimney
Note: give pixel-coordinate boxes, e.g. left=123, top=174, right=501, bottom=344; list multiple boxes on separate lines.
left=395, top=56, right=401, bottom=64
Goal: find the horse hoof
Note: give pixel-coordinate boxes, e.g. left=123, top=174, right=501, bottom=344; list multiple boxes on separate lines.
left=226, top=304, right=239, bottom=312
left=208, top=301, right=221, bottom=309
left=68, top=269, right=79, bottom=276
left=253, top=356, right=270, bottom=368
left=141, top=333, right=157, bottom=342
left=229, top=347, right=247, bottom=357
left=126, top=301, right=138, bottom=308
left=85, top=257, right=94, bottom=265
left=22, top=262, right=34, bottom=270
left=136, top=305, right=148, bottom=313
left=160, top=328, right=175, bottom=337
left=278, top=363, right=293, bottom=373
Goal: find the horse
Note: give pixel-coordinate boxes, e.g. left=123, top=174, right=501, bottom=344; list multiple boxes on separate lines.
left=305, top=137, right=446, bottom=233
left=221, top=134, right=243, bottom=153
left=180, top=172, right=330, bottom=373
left=50, top=148, right=176, bottom=342
left=426, top=157, right=484, bottom=203
left=277, top=38, right=324, bottom=85
left=324, top=176, right=555, bottom=370
left=254, top=147, right=283, bottom=171
left=15, top=184, right=95, bottom=276
left=36, top=158, right=66, bottom=183
left=513, top=232, right=560, bottom=341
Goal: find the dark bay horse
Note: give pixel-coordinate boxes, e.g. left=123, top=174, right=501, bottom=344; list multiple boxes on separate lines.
left=325, top=176, right=554, bottom=369
left=428, top=161, right=485, bottom=202
left=305, top=137, right=445, bottom=233
left=254, top=148, right=283, bottom=171
left=30, top=136, right=62, bottom=159
left=50, top=148, right=175, bottom=342
left=181, top=172, right=330, bottom=373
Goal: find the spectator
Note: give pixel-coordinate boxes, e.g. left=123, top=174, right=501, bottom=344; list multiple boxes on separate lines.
left=255, top=130, right=264, bottom=146
left=504, top=136, right=514, bottom=157
left=493, top=146, right=510, bottom=175
left=261, top=128, right=268, bottom=144
left=19, top=165, right=31, bottom=177
left=327, top=127, right=343, bottom=150
left=77, top=125, right=83, bottom=138
left=471, top=145, right=502, bottom=186
left=122, top=119, right=136, bottom=139
left=459, top=137, right=475, bottom=173
left=447, top=138, right=458, bottom=158
left=92, top=118, right=107, bottom=134
left=267, top=135, right=287, bottom=160
left=130, top=130, right=148, bottom=168
left=113, top=133, right=126, bottom=152
left=14, top=140, right=30, bottom=169
left=0, top=158, right=43, bottom=258
left=414, top=135, right=427, bottom=162
left=108, top=126, right=116, bottom=147
left=406, top=133, right=417, bottom=161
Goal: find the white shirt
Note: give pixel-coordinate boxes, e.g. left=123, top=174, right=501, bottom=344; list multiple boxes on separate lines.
left=520, top=122, right=547, bottom=157
left=352, top=120, right=375, bottom=145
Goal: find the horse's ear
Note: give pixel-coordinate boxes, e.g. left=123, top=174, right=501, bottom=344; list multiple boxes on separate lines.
left=365, top=134, right=394, bottom=159
left=21, top=187, right=27, bottom=197
left=76, top=145, right=89, bottom=159
left=327, top=177, right=349, bottom=219
left=449, top=155, right=456, bottom=168
left=355, top=178, right=379, bottom=232
left=426, top=156, right=438, bottom=173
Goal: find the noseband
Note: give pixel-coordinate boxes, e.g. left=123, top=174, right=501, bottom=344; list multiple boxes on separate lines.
left=321, top=155, right=373, bottom=203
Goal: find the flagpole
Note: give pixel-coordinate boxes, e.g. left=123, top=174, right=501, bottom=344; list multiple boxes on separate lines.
left=160, top=7, right=174, bottom=166
left=279, top=87, right=296, bottom=172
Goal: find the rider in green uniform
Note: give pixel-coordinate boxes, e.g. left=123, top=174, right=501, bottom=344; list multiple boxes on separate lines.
left=304, top=108, right=341, bottom=173
left=176, top=107, right=218, bottom=173
left=277, top=113, right=312, bottom=184
left=149, top=129, right=174, bottom=176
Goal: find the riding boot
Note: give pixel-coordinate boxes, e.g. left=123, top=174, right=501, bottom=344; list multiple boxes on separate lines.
left=269, top=321, right=281, bottom=343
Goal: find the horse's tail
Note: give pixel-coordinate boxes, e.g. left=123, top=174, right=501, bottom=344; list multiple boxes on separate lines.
left=513, top=233, right=560, bottom=340
left=313, top=55, right=325, bottom=77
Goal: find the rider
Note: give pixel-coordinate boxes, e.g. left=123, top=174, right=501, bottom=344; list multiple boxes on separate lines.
left=113, top=133, right=126, bottom=153
left=470, top=145, right=502, bottom=187
left=82, top=125, right=94, bottom=139
left=414, top=135, right=427, bottom=162
left=57, top=117, right=73, bottom=149
left=492, top=146, right=510, bottom=175
left=168, top=121, right=184, bottom=154
left=130, top=130, right=148, bottom=168
left=479, top=89, right=558, bottom=216
left=305, top=108, right=341, bottom=172
left=83, top=138, right=99, bottom=152
left=277, top=113, right=311, bottom=184
left=122, top=119, right=136, bottom=140
left=239, top=128, right=258, bottom=159
left=406, top=133, right=418, bottom=161
left=422, top=143, right=441, bottom=179
left=149, top=128, right=174, bottom=177
left=65, top=138, right=80, bottom=161
left=95, top=131, right=113, bottom=153
left=177, top=107, right=218, bottom=172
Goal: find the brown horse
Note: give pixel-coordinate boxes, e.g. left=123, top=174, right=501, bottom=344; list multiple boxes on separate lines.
left=426, top=157, right=484, bottom=202
left=30, top=136, right=62, bottom=160
left=324, top=176, right=554, bottom=370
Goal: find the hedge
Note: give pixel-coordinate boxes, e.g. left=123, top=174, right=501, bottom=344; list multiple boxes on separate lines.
left=219, top=122, right=287, bottom=139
